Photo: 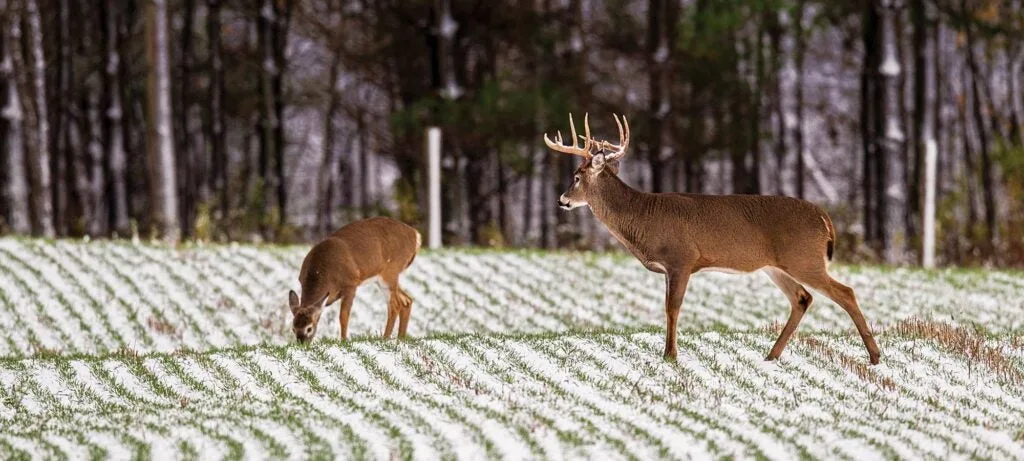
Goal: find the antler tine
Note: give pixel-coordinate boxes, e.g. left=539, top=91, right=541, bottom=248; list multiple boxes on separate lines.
left=569, top=113, right=579, bottom=149
left=604, top=113, right=631, bottom=161
left=542, top=112, right=592, bottom=158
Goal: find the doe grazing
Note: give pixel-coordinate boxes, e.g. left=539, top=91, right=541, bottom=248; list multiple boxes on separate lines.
left=543, top=113, right=881, bottom=364
left=288, top=217, right=421, bottom=343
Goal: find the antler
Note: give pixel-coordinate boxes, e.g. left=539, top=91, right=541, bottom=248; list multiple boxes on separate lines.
left=600, top=114, right=630, bottom=162
left=543, top=113, right=594, bottom=158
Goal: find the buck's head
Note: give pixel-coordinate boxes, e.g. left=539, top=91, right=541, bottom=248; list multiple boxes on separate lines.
left=543, top=113, right=630, bottom=210
left=288, top=290, right=326, bottom=343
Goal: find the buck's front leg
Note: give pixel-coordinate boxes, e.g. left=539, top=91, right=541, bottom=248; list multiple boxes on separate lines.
left=663, top=270, right=691, bottom=361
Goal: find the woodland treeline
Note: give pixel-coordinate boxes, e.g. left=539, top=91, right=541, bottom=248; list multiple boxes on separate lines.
left=0, top=0, right=1022, bottom=266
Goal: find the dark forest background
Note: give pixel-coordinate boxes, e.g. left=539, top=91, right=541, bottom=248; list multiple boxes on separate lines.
left=0, top=0, right=1022, bottom=266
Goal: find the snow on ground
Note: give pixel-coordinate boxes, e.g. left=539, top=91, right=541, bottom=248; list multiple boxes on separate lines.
left=0, top=238, right=1022, bottom=459
left=0, top=238, right=1022, bottom=356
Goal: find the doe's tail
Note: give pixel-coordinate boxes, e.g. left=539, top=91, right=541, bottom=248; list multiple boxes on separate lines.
left=821, top=215, right=836, bottom=261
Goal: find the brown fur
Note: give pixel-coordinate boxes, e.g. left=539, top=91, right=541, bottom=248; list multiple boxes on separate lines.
left=551, top=118, right=880, bottom=365
left=289, top=217, right=421, bottom=343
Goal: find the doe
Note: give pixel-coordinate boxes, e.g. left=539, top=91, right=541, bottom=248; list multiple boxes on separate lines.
left=288, top=217, right=421, bottom=343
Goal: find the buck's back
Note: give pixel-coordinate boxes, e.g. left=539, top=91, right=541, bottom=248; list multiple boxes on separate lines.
left=655, top=193, right=831, bottom=270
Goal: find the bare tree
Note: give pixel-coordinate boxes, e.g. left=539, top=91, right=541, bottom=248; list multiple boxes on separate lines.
left=257, top=0, right=289, bottom=230
left=317, top=3, right=344, bottom=234
left=207, top=0, right=227, bottom=221
left=793, top=0, right=806, bottom=199
left=1, top=12, right=30, bottom=233
left=647, top=0, right=679, bottom=193
left=961, top=0, right=996, bottom=253
left=102, top=0, right=129, bottom=234
left=16, top=0, right=54, bottom=237
left=145, top=0, right=180, bottom=241
left=877, top=0, right=907, bottom=262
left=176, top=0, right=197, bottom=235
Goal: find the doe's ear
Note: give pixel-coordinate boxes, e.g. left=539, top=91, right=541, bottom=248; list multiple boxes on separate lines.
left=288, top=290, right=300, bottom=313
left=590, top=153, right=607, bottom=172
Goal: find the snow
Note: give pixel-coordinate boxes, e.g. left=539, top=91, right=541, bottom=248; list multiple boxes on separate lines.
left=0, top=239, right=1022, bottom=458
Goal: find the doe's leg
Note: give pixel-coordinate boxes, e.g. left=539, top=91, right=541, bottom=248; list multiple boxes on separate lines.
left=395, top=287, right=413, bottom=338
left=338, top=286, right=357, bottom=341
left=763, top=267, right=813, bottom=361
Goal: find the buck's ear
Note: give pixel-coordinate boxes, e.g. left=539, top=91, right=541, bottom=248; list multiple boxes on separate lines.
left=288, top=290, right=300, bottom=312
left=591, top=153, right=607, bottom=172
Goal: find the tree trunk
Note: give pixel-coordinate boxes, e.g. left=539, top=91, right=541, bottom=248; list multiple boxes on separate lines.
left=861, top=3, right=879, bottom=252
left=647, top=0, right=677, bottom=193
left=18, top=0, right=54, bottom=237
left=145, top=0, right=180, bottom=241
left=177, top=0, right=196, bottom=236
left=767, top=7, right=786, bottom=195
left=794, top=0, right=806, bottom=199
left=357, top=110, right=370, bottom=217
left=912, top=0, right=938, bottom=265
left=85, top=82, right=107, bottom=236
left=1, top=20, right=30, bottom=233
left=318, top=39, right=343, bottom=233
left=273, top=0, right=291, bottom=228
left=49, top=0, right=71, bottom=235
left=206, top=0, right=227, bottom=221
left=876, top=0, right=907, bottom=262
left=257, top=0, right=278, bottom=233
left=103, top=0, right=129, bottom=234
left=749, top=9, right=765, bottom=195
left=961, top=0, right=996, bottom=253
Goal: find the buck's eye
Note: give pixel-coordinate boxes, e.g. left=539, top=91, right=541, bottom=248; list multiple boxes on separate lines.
left=304, top=326, right=314, bottom=336
left=573, top=175, right=580, bottom=183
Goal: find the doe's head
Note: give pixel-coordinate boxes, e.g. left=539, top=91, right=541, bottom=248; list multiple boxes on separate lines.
left=288, top=290, right=326, bottom=343
left=543, top=113, right=630, bottom=210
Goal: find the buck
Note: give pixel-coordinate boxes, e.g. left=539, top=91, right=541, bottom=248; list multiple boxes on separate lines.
left=544, top=113, right=881, bottom=364
left=288, top=217, right=421, bottom=343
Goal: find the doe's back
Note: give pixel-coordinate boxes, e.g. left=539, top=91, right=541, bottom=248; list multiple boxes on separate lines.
left=300, top=217, right=420, bottom=296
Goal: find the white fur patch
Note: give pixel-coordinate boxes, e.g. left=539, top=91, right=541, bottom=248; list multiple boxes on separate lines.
left=696, top=267, right=751, bottom=275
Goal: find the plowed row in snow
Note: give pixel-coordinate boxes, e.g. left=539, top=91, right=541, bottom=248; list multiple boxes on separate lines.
left=0, top=331, right=1022, bottom=460
left=1, top=238, right=1023, bottom=459
left=0, top=238, right=1022, bottom=356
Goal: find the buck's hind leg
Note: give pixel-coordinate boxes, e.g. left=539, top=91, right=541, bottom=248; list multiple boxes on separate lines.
left=784, top=264, right=881, bottom=365
left=763, top=267, right=813, bottom=361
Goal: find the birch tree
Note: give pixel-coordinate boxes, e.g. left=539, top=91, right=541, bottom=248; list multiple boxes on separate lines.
left=913, top=0, right=938, bottom=266
left=145, top=0, right=179, bottom=241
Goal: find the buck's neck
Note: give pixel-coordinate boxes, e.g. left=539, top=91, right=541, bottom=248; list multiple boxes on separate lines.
left=586, top=172, right=656, bottom=253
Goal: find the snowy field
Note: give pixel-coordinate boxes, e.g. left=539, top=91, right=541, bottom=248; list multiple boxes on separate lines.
left=0, top=238, right=1023, bottom=459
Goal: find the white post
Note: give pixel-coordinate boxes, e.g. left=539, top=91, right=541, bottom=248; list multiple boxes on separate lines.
left=427, top=127, right=442, bottom=249
left=922, top=139, right=937, bottom=268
